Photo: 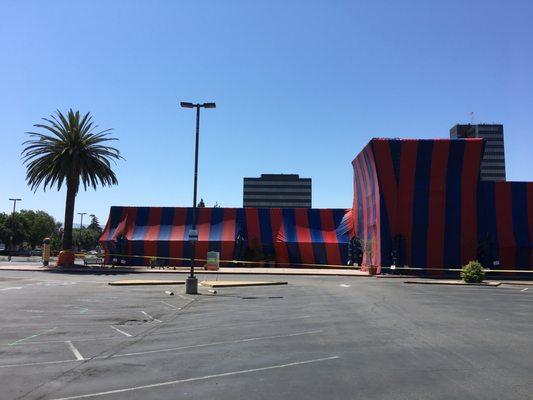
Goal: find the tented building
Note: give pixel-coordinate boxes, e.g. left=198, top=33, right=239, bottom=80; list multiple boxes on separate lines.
left=100, top=136, right=532, bottom=273
left=352, top=138, right=533, bottom=273
left=100, top=206, right=353, bottom=267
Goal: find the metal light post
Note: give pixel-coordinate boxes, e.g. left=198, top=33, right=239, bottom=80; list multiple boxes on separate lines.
left=78, top=212, right=87, bottom=229
left=7, top=198, right=22, bottom=261
left=77, top=212, right=87, bottom=251
left=180, top=101, right=216, bottom=294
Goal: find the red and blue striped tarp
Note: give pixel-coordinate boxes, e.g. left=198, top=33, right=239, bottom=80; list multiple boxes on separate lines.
left=354, top=138, right=532, bottom=271
left=477, top=181, right=533, bottom=269
left=354, top=138, right=485, bottom=271
left=100, top=206, right=352, bottom=267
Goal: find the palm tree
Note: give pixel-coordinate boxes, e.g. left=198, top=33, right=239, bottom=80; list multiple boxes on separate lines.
left=22, top=109, right=122, bottom=258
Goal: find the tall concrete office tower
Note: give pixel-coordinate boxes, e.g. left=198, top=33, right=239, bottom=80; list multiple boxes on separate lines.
left=450, top=124, right=506, bottom=181
left=243, top=174, right=312, bottom=208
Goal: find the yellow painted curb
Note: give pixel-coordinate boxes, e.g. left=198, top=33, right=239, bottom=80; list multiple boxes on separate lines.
left=108, top=280, right=186, bottom=286
left=200, top=280, right=288, bottom=288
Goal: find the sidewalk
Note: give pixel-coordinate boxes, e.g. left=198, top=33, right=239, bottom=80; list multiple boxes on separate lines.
left=0, top=262, right=371, bottom=277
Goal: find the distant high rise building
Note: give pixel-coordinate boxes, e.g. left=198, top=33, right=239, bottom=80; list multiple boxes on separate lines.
left=243, top=174, right=312, bottom=208
left=450, top=124, right=506, bottom=181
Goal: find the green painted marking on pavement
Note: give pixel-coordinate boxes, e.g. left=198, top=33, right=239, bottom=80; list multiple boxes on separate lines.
left=8, top=327, right=58, bottom=346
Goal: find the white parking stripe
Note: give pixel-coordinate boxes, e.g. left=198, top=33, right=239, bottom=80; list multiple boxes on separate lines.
left=0, top=329, right=323, bottom=369
left=521, top=288, right=528, bottom=292
left=114, top=330, right=323, bottom=358
left=65, top=341, right=85, bottom=360
left=0, top=359, right=78, bottom=369
left=141, top=311, right=162, bottom=323
left=158, top=301, right=178, bottom=310
left=49, top=356, right=340, bottom=400
left=109, top=326, right=132, bottom=337
left=0, top=287, right=23, bottom=291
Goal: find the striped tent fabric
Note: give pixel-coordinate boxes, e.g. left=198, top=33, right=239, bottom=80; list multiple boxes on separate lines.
left=477, top=181, right=533, bottom=269
left=355, top=138, right=485, bottom=272
left=100, top=207, right=240, bottom=266
left=100, top=206, right=352, bottom=267
left=354, top=137, right=533, bottom=272
left=242, top=208, right=352, bottom=266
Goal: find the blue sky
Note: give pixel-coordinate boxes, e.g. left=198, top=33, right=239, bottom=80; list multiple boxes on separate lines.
left=1, top=0, right=532, bottom=225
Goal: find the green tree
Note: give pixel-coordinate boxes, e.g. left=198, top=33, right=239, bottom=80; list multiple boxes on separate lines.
left=0, top=210, right=60, bottom=249
left=73, top=228, right=102, bottom=251
left=87, top=215, right=101, bottom=230
left=21, top=109, right=122, bottom=252
left=17, top=210, right=57, bottom=247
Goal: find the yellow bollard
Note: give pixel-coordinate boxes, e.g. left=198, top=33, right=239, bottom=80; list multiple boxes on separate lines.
left=42, top=237, right=51, bottom=266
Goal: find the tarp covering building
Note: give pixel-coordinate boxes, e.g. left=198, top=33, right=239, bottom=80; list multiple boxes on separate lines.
left=100, top=206, right=353, bottom=267
left=353, top=138, right=533, bottom=272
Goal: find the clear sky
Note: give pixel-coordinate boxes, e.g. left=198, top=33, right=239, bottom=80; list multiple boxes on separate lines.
left=1, top=0, right=532, bottom=225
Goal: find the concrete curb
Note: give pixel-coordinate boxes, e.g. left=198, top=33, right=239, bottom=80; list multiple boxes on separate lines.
left=404, top=280, right=501, bottom=287
left=108, top=280, right=186, bottom=286
left=0, top=265, right=369, bottom=277
left=200, top=280, right=288, bottom=288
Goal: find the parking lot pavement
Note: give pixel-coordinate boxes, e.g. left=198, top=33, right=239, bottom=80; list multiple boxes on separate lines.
left=0, top=271, right=532, bottom=400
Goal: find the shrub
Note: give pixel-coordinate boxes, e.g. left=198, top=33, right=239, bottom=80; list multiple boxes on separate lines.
left=461, top=261, right=485, bottom=283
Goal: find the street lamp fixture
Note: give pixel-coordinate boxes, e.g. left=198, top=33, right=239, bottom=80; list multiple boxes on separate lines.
left=78, top=212, right=87, bottom=229
left=180, top=101, right=216, bottom=294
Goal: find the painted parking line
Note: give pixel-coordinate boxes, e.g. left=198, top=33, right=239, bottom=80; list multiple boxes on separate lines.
left=8, top=327, right=57, bottom=346
left=141, top=311, right=162, bottom=323
left=114, top=329, right=323, bottom=358
left=158, top=301, right=178, bottom=310
left=156, top=314, right=314, bottom=336
left=339, top=284, right=351, bottom=288
left=1, top=315, right=316, bottom=347
left=521, top=288, right=528, bottom=292
left=65, top=341, right=85, bottom=361
left=48, top=355, right=340, bottom=400
left=110, top=326, right=132, bottom=337
left=0, top=359, right=79, bottom=369
left=0, top=329, right=323, bottom=369
left=0, top=286, right=23, bottom=291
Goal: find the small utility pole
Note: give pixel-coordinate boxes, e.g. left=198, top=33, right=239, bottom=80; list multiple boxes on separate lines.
left=8, top=198, right=22, bottom=261
left=77, top=212, right=87, bottom=251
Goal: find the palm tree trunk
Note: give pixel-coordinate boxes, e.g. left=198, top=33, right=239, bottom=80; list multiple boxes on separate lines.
left=62, top=177, right=78, bottom=250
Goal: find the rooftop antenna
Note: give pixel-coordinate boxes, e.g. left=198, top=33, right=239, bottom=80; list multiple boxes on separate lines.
left=469, top=111, right=474, bottom=124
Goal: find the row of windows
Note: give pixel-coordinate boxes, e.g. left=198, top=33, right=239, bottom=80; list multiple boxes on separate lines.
left=244, top=180, right=311, bottom=186
left=243, top=202, right=312, bottom=208
left=243, top=188, right=312, bottom=194
left=243, top=183, right=312, bottom=190
left=481, top=173, right=505, bottom=177
left=244, top=194, right=311, bottom=201
left=244, top=193, right=312, bottom=199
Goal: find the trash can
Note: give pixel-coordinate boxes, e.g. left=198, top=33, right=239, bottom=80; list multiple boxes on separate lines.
left=42, top=237, right=51, bottom=266
left=206, top=251, right=220, bottom=271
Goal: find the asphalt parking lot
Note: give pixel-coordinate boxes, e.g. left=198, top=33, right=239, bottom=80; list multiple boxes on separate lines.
left=0, top=271, right=531, bottom=400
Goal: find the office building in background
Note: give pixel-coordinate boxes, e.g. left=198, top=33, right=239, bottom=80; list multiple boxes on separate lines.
left=450, top=124, right=506, bottom=181
left=243, top=174, right=312, bottom=208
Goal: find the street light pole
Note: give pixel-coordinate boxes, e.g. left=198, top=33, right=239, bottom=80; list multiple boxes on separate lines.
left=8, top=198, right=22, bottom=262
left=180, top=101, right=216, bottom=295
left=78, top=212, right=87, bottom=229
left=77, top=212, right=87, bottom=252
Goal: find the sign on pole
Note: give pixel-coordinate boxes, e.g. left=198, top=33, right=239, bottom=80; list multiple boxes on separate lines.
left=188, top=229, right=198, bottom=242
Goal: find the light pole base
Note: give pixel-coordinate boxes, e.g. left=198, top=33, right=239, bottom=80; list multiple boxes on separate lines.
left=185, top=276, right=198, bottom=295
